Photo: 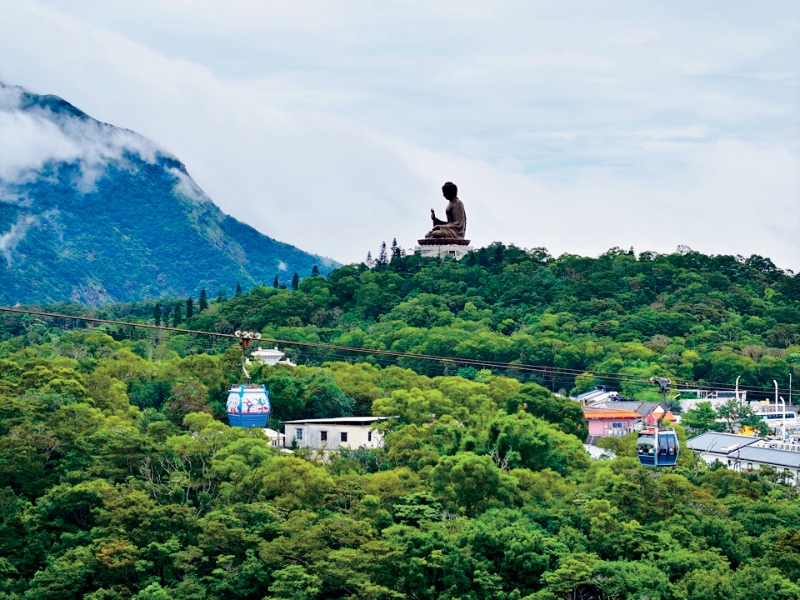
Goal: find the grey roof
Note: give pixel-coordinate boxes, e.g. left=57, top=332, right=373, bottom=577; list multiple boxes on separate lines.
left=687, top=432, right=800, bottom=469
left=686, top=432, right=760, bottom=453
left=732, top=446, right=800, bottom=469
left=577, top=389, right=619, bottom=402
left=594, top=401, right=663, bottom=417
left=281, top=416, right=388, bottom=425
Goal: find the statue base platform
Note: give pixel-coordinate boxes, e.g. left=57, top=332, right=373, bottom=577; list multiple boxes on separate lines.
left=415, top=241, right=473, bottom=261
left=417, top=238, right=471, bottom=246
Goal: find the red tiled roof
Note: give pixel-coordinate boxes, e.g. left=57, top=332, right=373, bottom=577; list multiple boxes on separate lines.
left=582, top=408, right=641, bottom=420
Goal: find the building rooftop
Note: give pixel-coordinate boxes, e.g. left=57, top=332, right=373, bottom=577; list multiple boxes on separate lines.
left=686, top=431, right=760, bottom=453
left=577, top=388, right=620, bottom=403
left=282, top=416, right=389, bottom=425
left=735, top=446, right=800, bottom=469
left=593, top=400, right=664, bottom=417
left=582, top=408, right=642, bottom=420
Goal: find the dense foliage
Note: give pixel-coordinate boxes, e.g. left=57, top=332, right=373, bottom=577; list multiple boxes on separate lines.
left=2, top=322, right=800, bottom=599
left=1, top=245, right=800, bottom=598
left=0, top=84, right=334, bottom=305
left=26, top=242, right=794, bottom=400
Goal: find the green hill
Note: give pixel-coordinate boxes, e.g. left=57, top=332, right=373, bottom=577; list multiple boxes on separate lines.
left=175, top=244, right=799, bottom=399
left=2, top=246, right=800, bottom=598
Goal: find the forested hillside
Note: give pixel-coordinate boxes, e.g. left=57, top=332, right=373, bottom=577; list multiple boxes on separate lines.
left=1, top=245, right=800, bottom=598
left=27, top=243, right=796, bottom=399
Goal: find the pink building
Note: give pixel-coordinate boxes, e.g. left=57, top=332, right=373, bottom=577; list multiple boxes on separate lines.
left=583, top=407, right=641, bottom=438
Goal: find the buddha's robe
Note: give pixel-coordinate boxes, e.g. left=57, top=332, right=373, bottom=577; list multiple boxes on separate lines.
left=426, top=198, right=467, bottom=239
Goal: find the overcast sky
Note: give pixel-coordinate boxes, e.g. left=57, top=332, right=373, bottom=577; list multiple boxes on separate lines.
left=1, top=1, right=799, bottom=268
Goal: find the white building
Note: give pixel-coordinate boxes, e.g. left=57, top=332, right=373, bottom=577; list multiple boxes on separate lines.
left=748, top=402, right=799, bottom=435
left=249, top=346, right=296, bottom=367
left=576, top=386, right=620, bottom=405
left=687, top=431, right=800, bottom=482
left=263, top=428, right=286, bottom=449
left=678, top=389, right=746, bottom=411
left=282, top=416, right=388, bottom=451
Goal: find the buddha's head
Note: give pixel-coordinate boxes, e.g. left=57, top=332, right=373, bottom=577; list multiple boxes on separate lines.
left=442, top=181, right=458, bottom=200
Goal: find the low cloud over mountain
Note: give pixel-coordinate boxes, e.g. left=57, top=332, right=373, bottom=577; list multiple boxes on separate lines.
left=0, top=83, right=335, bottom=305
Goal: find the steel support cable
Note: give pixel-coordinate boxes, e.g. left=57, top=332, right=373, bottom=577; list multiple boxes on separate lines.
left=0, top=306, right=791, bottom=394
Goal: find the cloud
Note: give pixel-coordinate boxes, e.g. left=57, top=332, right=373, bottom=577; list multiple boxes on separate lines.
left=0, top=0, right=798, bottom=269
left=0, top=83, right=164, bottom=191
left=167, top=167, right=212, bottom=204
left=0, top=214, right=34, bottom=264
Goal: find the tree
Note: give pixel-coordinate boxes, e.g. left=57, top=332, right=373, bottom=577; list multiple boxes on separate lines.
left=681, top=401, right=723, bottom=433
left=185, top=297, right=194, bottom=320
left=377, top=241, right=388, bottom=266
left=391, top=238, right=401, bottom=260
left=198, top=289, right=208, bottom=312
left=235, top=283, right=242, bottom=296
left=365, top=251, right=375, bottom=268
left=311, top=265, right=320, bottom=277
left=273, top=275, right=279, bottom=288
left=153, top=303, right=162, bottom=326
left=429, top=452, right=516, bottom=516
left=269, top=564, right=322, bottom=599
left=172, top=303, right=182, bottom=327
left=291, top=273, right=300, bottom=291
left=164, top=378, right=210, bottom=424
left=217, top=290, right=227, bottom=303
left=486, top=412, right=590, bottom=475
left=716, top=399, right=770, bottom=436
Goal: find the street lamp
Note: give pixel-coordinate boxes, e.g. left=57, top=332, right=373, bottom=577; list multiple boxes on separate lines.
left=773, top=380, right=780, bottom=438
left=735, top=375, right=741, bottom=408
left=780, top=397, right=788, bottom=440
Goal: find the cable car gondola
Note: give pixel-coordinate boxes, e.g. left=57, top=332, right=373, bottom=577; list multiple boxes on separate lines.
left=637, top=427, right=679, bottom=467
left=636, top=376, right=680, bottom=467
left=226, top=383, right=271, bottom=427
left=226, top=329, right=271, bottom=428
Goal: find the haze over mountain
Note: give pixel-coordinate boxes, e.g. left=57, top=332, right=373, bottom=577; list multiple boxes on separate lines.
left=0, top=83, right=336, bottom=305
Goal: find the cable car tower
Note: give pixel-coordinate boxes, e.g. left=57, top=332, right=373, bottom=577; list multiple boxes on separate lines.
left=636, top=377, right=679, bottom=467
left=226, top=330, right=271, bottom=428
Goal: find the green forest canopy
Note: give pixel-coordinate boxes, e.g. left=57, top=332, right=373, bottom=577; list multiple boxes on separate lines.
left=1, top=244, right=800, bottom=599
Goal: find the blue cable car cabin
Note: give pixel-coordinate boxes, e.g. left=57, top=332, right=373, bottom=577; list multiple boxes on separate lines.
left=226, top=384, right=271, bottom=428
left=637, top=427, right=679, bottom=467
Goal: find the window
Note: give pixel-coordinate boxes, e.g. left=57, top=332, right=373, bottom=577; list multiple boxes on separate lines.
left=295, top=428, right=303, bottom=440
left=320, top=430, right=327, bottom=442
left=368, top=431, right=372, bottom=442
left=340, top=432, right=348, bottom=443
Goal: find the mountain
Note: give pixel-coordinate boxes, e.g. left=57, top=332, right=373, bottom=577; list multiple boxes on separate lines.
left=0, top=83, right=337, bottom=305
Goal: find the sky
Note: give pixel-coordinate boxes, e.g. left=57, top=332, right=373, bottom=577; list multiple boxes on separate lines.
left=0, top=1, right=799, bottom=268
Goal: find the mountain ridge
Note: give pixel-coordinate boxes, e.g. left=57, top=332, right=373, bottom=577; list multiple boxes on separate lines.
left=0, top=83, right=337, bottom=305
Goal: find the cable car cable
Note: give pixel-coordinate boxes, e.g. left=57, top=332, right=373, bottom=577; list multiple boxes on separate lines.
left=0, top=306, right=791, bottom=395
